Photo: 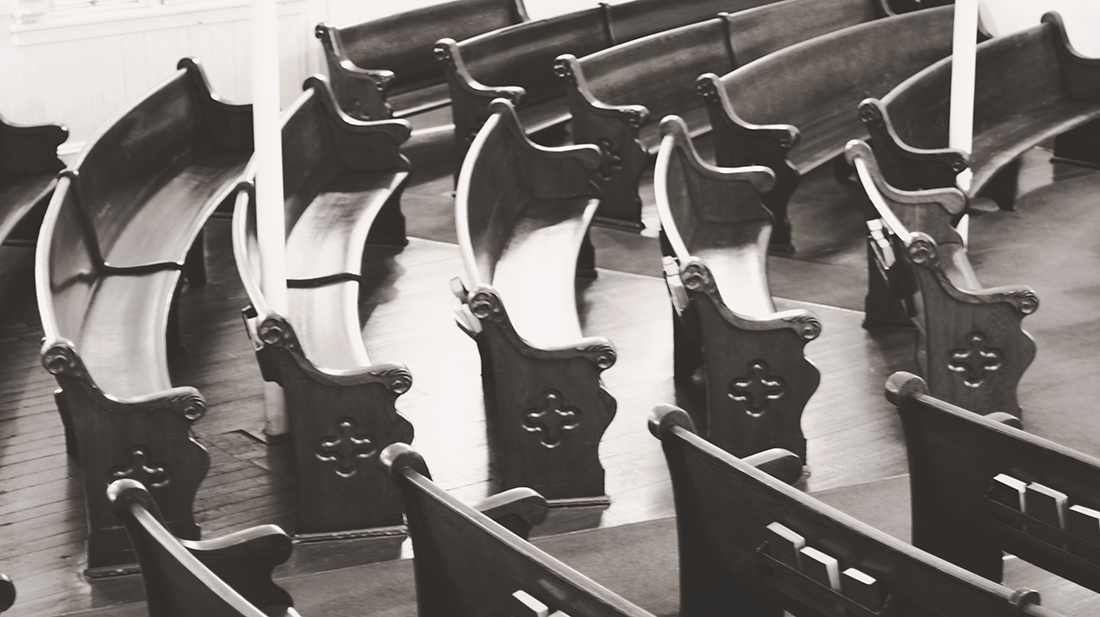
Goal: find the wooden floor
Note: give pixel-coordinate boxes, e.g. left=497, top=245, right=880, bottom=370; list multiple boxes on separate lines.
left=2, top=134, right=1100, bottom=615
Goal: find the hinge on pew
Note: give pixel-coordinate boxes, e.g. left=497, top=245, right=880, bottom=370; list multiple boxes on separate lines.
left=511, top=590, right=573, bottom=617
left=866, top=219, right=896, bottom=269
left=662, top=257, right=689, bottom=315
left=450, top=277, right=483, bottom=335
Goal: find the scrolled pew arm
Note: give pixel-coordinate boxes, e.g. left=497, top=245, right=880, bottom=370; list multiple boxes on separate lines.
left=553, top=55, right=649, bottom=129
left=859, top=98, right=970, bottom=192
left=435, top=39, right=526, bottom=104
left=696, top=73, right=800, bottom=153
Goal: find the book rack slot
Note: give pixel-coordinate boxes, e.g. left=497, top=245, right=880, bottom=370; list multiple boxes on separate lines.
left=757, top=543, right=892, bottom=617
left=987, top=498, right=1100, bottom=577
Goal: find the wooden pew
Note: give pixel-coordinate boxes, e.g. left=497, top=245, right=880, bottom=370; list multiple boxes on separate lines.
left=314, top=0, right=529, bottom=121
left=0, top=573, right=13, bottom=613
left=451, top=99, right=615, bottom=514
left=887, top=371, right=1100, bottom=594
left=435, top=0, right=783, bottom=166
left=232, top=75, right=413, bottom=548
left=656, top=116, right=820, bottom=463
left=381, top=443, right=657, bottom=617
left=555, top=0, right=897, bottom=230
left=108, top=478, right=298, bottom=617
left=36, top=57, right=252, bottom=571
left=847, top=140, right=1037, bottom=417
left=698, top=5, right=955, bottom=254
left=0, top=112, right=67, bottom=250
left=859, top=13, right=1100, bottom=212
left=649, top=404, right=1064, bottom=617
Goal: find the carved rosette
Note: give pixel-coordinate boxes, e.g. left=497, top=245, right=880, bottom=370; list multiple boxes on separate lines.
left=696, top=77, right=720, bottom=105
left=433, top=43, right=456, bottom=69
left=370, top=366, right=413, bottom=395
left=727, top=360, right=786, bottom=418
left=577, top=342, right=617, bottom=370
left=552, top=58, right=576, bottom=85
left=1005, top=289, right=1040, bottom=315
left=783, top=313, right=822, bottom=341
left=42, top=340, right=82, bottom=377
left=681, top=260, right=716, bottom=296
left=258, top=315, right=301, bottom=353
left=316, top=418, right=377, bottom=478
left=948, top=332, right=1004, bottom=388
left=468, top=288, right=506, bottom=322
left=907, top=236, right=938, bottom=266
left=166, top=391, right=206, bottom=421
left=523, top=391, right=580, bottom=448
left=858, top=101, right=885, bottom=131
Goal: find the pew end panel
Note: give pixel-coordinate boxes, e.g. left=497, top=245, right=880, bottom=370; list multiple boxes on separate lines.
left=313, top=0, right=529, bottom=121
left=381, top=443, right=655, bottom=617
left=649, top=404, right=1056, bottom=617
left=108, top=479, right=295, bottom=615
left=0, top=112, right=67, bottom=246
left=0, top=111, right=67, bottom=175
left=887, top=372, right=1100, bottom=592
left=454, top=99, right=615, bottom=505
left=849, top=141, right=1037, bottom=417
left=657, top=116, right=819, bottom=462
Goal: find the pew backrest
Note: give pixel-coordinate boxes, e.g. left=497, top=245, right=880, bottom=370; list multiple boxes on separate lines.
left=108, top=479, right=295, bottom=617
left=650, top=404, right=1059, bottom=617
left=382, top=443, right=657, bottom=617
left=887, top=371, right=1100, bottom=593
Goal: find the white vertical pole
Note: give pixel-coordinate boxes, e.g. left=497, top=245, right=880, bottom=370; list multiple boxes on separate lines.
left=252, top=0, right=289, bottom=437
left=950, top=0, right=979, bottom=246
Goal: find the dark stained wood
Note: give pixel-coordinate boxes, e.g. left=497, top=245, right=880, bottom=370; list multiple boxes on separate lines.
left=35, top=57, right=252, bottom=571
left=314, top=0, right=529, bottom=121
left=656, top=116, right=820, bottom=463
left=887, top=371, right=1100, bottom=593
left=699, top=5, right=955, bottom=253
left=860, top=12, right=1100, bottom=211
left=233, top=75, right=414, bottom=543
left=453, top=99, right=615, bottom=508
left=650, top=404, right=1063, bottom=617
left=107, top=478, right=295, bottom=617
left=381, top=442, right=657, bottom=617
left=0, top=573, right=13, bottom=613
left=0, top=112, right=67, bottom=249
left=435, top=0, right=785, bottom=166
left=556, top=0, right=891, bottom=229
left=849, top=140, right=1037, bottom=416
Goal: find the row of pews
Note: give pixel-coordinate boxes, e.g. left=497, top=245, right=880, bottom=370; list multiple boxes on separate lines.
left=3, top=0, right=1100, bottom=611
left=72, top=381, right=1100, bottom=616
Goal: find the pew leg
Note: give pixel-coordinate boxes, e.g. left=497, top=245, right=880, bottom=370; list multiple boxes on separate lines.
left=366, top=187, right=409, bottom=247
left=863, top=242, right=912, bottom=329
left=982, top=158, right=1021, bottom=212
left=575, top=231, right=597, bottom=279
left=184, top=228, right=207, bottom=287
left=1052, top=118, right=1100, bottom=168
left=763, top=168, right=798, bottom=257
left=832, top=154, right=854, bottom=182
left=54, top=389, right=78, bottom=457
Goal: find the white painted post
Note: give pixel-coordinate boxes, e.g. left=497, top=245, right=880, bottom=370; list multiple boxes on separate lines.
left=950, top=0, right=980, bottom=244
left=252, top=0, right=289, bottom=437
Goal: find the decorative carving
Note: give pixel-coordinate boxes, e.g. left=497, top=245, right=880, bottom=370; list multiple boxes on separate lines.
left=858, top=101, right=885, bottom=129
left=553, top=58, right=575, bottom=85
left=618, top=107, right=646, bottom=129
left=1005, top=289, right=1040, bottom=315
left=577, top=342, right=616, bottom=370
left=907, top=237, right=937, bottom=265
left=109, top=447, right=170, bottom=489
left=596, top=137, right=623, bottom=180
left=371, top=366, right=413, bottom=394
left=681, top=261, right=711, bottom=291
left=316, top=419, right=377, bottom=478
left=166, top=391, right=206, bottom=421
left=727, top=361, right=785, bottom=418
left=948, top=333, right=1004, bottom=388
left=696, top=78, right=720, bottom=104
left=433, top=43, right=455, bottom=69
left=523, top=391, right=580, bottom=448
left=258, top=316, right=290, bottom=347
left=42, top=341, right=80, bottom=376
left=469, top=289, right=504, bottom=320
left=769, top=128, right=796, bottom=149
left=783, top=314, right=822, bottom=341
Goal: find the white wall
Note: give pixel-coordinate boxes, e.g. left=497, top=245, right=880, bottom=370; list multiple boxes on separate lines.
left=0, top=0, right=1097, bottom=155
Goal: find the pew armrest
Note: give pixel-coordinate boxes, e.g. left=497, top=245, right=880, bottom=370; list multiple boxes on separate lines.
left=475, top=488, right=550, bottom=539
left=554, top=54, right=649, bottom=129
left=314, top=23, right=396, bottom=120
left=182, top=525, right=295, bottom=611
left=435, top=38, right=525, bottom=105
left=697, top=73, right=800, bottom=153
left=743, top=448, right=804, bottom=485
left=858, top=98, right=969, bottom=190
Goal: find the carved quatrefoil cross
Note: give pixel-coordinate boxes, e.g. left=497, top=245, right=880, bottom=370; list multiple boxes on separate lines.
left=949, top=332, right=1004, bottom=388
left=316, top=419, right=377, bottom=478
left=523, top=391, right=581, bottom=448
left=728, top=361, right=785, bottom=418
left=109, top=447, right=170, bottom=489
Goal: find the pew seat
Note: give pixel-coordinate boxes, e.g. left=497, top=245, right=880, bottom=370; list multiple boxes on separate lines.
left=36, top=57, right=251, bottom=571
left=888, top=371, right=1100, bottom=595
left=656, top=116, right=820, bottom=463
left=234, top=75, right=413, bottom=544
left=556, top=0, right=896, bottom=228
left=452, top=99, right=616, bottom=511
left=650, top=404, right=1064, bottom=617
left=0, top=113, right=67, bottom=248
left=315, top=0, right=529, bottom=121
left=848, top=140, right=1036, bottom=417
left=698, top=5, right=956, bottom=254
left=860, top=13, right=1100, bottom=212
left=436, top=0, right=785, bottom=166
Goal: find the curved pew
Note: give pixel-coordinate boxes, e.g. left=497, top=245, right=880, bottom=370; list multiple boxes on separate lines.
left=108, top=479, right=297, bottom=617
left=435, top=0, right=783, bottom=166
left=888, top=371, right=1100, bottom=594
left=697, top=5, right=955, bottom=254
left=382, top=443, right=656, bottom=617
left=859, top=12, right=1100, bottom=212
left=0, top=112, right=67, bottom=249
left=233, top=76, right=414, bottom=544
left=656, top=116, right=820, bottom=463
left=847, top=140, right=1037, bottom=417
left=36, top=57, right=252, bottom=571
left=315, top=0, right=529, bottom=121
left=451, top=99, right=615, bottom=512
left=555, top=0, right=897, bottom=229
left=650, top=404, right=1064, bottom=617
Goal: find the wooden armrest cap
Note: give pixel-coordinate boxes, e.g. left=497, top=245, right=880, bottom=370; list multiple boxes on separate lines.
left=648, top=405, right=696, bottom=439
left=884, top=371, right=928, bottom=406
left=380, top=442, right=430, bottom=480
